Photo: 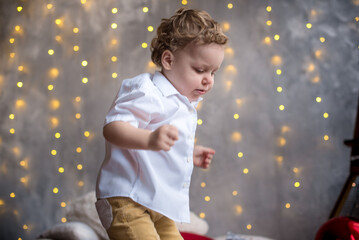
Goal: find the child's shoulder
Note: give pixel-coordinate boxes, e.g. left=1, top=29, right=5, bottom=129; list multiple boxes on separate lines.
left=121, top=72, right=156, bottom=92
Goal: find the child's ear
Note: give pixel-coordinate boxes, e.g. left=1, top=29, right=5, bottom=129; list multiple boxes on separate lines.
left=161, top=50, right=174, bottom=70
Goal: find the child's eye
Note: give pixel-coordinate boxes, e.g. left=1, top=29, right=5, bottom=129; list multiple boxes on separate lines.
left=194, top=68, right=204, bottom=73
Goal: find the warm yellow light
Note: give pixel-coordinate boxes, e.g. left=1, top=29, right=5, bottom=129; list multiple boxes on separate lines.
left=48, top=85, right=54, bottom=91
left=73, top=45, right=79, bottom=51
left=243, top=168, right=249, bottom=174
left=225, top=64, right=237, bottom=75
left=204, top=196, right=211, bottom=202
left=306, top=23, right=312, bottom=29
left=53, top=187, right=59, bottom=194
left=147, top=26, right=154, bottom=32
left=231, top=132, right=242, bottom=142
left=55, top=132, right=61, bottom=138
left=355, top=17, right=359, bottom=22
left=10, top=192, right=15, bottom=198
left=10, top=52, right=15, bottom=58
left=222, top=22, right=231, bottom=32
left=20, top=158, right=29, bottom=169
left=9, top=128, right=15, bottom=134
left=58, top=167, right=64, bottom=173
left=307, top=63, right=315, bottom=72
left=111, top=38, right=118, bottom=45
left=199, top=212, right=206, bottom=218
left=279, top=105, right=285, bottom=111
left=232, top=190, right=238, bottom=196
left=17, top=82, right=23, bottom=88
left=320, top=37, right=326, bottom=43
left=112, top=72, right=118, bottom=78
left=18, top=65, right=24, bottom=71
left=264, top=36, right=271, bottom=45
left=276, top=156, right=283, bottom=164
left=227, top=3, right=233, bottom=9
left=182, top=0, right=188, bottom=5
left=200, top=182, right=206, bottom=188
left=247, top=224, right=252, bottom=230
left=48, top=49, right=54, bottom=55
left=50, top=117, right=59, bottom=128
left=81, top=0, right=86, bottom=4
left=293, top=167, right=299, bottom=173
left=50, top=99, right=60, bottom=110
left=75, top=113, right=81, bottom=119
left=82, top=77, right=88, bottom=84
left=266, top=20, right=272, bottom=26
left=76, top=147, right=82, bottom=153
left=9, top=114, right=15, bottom=120
left=316, top=97, right=322, bottom=103
left=235, top=205, right=243, bottom=215
left=281, top=125, right=290, bottom=133
left=225, top=47, right=234, bottom=56
left=142, top=42, right=148, bottom=48
left=197, top=119, right=203, bottom=125
left=60, top=202, right=67, bottom=207
left=77, top=164, right=83, bottom=170
left=278, top=137, right=286, bottom=146
left=112, top=8, right=118, bottom=14
left=111, top=23, right=117, bottom=29
left=274, top=34, right=280, bottom=40
left=294, top=182, right=300, bottom=187
left=237, top=152, right=243, bottom=158
left=324, top=135, right=329, bottom=141
left=55, top=35, right=62, bottom=43
left=323, top=112, right=329, bottom=118
left=73, top=27, right=79, bottom=33
left=285, top=203, right=291, bottom=208
left=312, top=75, right=320, bottom=83
left=266, top=6, right=272, bottom=12
left=277, top=86, right=283, bottom=92
left=84, top=131, right=90, bottom=137
left=78, top=181, right=84, bottom=187
left=271, top=55, right=282, bottom=65
left=23, top=225, right=28, bottom=230
left=75, top=96, right=81, bottom=102
left=51, top=150, right=57, bottom=156
left=16, top=99, right=26, bottom=109
left=233, top=113, right=239, bottom=119
left=14, top=25, right=21, bottom=32
left=81, top=60, right=88, bottom=67
left=315, top=50, right=323, bottom=59
left=142, top=7, right=149, bottom=13
left=46, top=4, right=53, bottom=10
left=49, top=68, right=59, bottom=79
left=17, top=6, right=23, bottom=12
left=111, top=56, right=117, bottom=62
left=61, top=218, right=67, bottom=223
left=55, top=18, right=62, bottom=25
left=276, top=69, right=282, bottom=75
left=0, top=199, right=4, bottom=206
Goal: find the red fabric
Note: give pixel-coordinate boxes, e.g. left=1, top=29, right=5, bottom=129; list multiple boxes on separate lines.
left=315, top=217, right=359, bottom=240
left=180, top=232, right=213, bottom=240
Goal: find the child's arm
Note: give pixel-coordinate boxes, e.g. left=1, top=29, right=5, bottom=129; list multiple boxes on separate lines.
left=103, top=121, right=179, bottom=151
left=193, top=145, right=215, bottom=169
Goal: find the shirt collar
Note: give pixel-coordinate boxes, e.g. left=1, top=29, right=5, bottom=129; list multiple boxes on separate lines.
left=152, top=71, right=203, bottom=106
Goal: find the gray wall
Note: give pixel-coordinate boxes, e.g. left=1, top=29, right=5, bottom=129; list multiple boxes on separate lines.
left=1, top=0, right=359, bottom=239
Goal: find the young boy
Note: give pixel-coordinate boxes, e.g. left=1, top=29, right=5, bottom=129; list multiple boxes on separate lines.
left=95, top=7, right=228, bottom=240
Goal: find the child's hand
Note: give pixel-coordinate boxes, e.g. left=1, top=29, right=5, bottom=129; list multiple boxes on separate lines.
left=193, top=145, right=215, bottom=169
left=149, top=125, right=179, bottom=151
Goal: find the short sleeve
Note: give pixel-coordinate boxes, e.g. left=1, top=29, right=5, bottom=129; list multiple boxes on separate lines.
left=104, top=76, right=163, bottom=129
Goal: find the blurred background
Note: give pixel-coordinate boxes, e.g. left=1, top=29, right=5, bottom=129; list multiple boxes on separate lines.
left=0, top=0, right=359, bottom=239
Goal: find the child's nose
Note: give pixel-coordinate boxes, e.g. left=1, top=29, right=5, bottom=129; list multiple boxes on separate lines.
left=202, top=74, right=214, bottom=86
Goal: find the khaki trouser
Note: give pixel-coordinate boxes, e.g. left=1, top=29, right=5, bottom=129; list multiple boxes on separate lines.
left=96, top=196, right=184, bottom=240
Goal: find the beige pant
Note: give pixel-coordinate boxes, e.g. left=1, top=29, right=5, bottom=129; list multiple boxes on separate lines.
left=96, top=196, right=183, bottom=240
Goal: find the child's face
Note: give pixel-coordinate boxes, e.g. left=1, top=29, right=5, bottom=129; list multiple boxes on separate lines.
left=162, top=43, right=225, bottom=102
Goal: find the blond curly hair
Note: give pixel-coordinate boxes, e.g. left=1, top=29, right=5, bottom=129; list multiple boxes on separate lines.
left=150, top=7, right=228, bottom=68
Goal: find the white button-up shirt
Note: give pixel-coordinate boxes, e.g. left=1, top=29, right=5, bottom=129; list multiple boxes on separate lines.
left=96, top=71, right=201, bottom=223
